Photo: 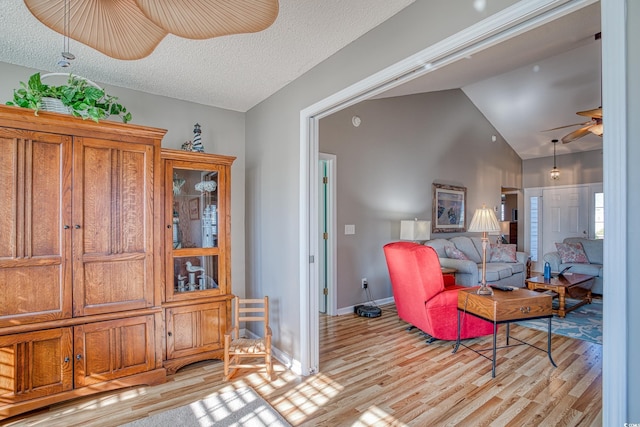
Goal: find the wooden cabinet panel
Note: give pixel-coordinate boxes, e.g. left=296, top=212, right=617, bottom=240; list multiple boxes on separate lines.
left=0, top=328, right=73, bottom=403
left=0, top=106, right=166, bottom=419
left=74, top=316, right=156, bottom=387
left=166, top=302, right=225, bottom=359
left=72, top=137, right=155, bottom=316
left=0, top=128, right=72, bottom=327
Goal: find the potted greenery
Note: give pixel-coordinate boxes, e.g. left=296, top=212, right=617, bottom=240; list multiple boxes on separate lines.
left=6, top=72, right=132, bottom=123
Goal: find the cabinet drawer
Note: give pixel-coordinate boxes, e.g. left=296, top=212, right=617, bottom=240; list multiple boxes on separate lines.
left=459, top=289, right=552, bottom=322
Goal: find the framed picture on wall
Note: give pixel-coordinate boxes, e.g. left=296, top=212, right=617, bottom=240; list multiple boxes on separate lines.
left=189, top=198, right=200, bottom=220
left=432, top=183, right=466, bottom=233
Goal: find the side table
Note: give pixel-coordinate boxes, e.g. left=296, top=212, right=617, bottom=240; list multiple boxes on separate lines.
left=441, top=267, right=456, bottom=278
left=453, top=288, right=556, bottom=377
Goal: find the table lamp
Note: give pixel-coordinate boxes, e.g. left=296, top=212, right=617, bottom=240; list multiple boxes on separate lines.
left=468, top=205, right=500, bottom=295
left=400, top=219, right=431, bottom=242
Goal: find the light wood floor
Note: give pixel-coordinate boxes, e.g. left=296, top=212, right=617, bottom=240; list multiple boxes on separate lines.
left=4, top=304, right=602, bottom=426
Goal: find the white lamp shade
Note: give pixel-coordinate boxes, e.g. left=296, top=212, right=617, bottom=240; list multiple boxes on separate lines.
left=500, top=221, right=511, bottom=235
left=468, top=206, right=500, bottom=233
left=400, top=220, right=431, bottom=241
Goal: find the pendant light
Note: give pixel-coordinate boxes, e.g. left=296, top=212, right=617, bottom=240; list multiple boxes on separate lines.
left=550, top=139, right=560, bottom=180
left=57, top=0, right=75, bottom=67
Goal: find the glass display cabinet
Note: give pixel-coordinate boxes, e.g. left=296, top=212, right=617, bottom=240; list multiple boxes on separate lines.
left=162, top=149, right=234, bottom=301
left=161, top=148, right=235, bottom=374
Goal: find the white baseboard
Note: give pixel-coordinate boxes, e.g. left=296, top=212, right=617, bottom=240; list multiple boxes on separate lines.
left=241, top=328, right=301, bottom=375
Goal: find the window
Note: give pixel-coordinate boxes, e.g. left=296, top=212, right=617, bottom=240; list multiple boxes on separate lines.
left=594, top=192, right=604, bottom=239
left=529, top=196, right=539, bottom=262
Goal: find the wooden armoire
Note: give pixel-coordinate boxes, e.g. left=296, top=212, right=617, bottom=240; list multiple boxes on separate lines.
left=0, top=104, right=234, bottom=419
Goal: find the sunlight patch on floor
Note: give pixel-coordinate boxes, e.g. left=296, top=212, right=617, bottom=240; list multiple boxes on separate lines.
left=355, top=405, right=408, bottom=427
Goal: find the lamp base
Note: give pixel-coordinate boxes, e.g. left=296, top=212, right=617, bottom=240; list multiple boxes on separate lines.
left=477, top=284, right=494, bottom=296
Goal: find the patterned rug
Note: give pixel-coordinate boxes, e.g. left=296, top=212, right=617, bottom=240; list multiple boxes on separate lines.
left=516, top=298, right=602, bottom=345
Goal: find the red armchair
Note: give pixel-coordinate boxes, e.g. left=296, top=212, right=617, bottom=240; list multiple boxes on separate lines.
left=383, top=241, right=494, bottom=341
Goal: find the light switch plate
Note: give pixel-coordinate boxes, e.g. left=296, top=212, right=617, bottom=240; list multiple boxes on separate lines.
left=344, top=224, right=355, bottom=235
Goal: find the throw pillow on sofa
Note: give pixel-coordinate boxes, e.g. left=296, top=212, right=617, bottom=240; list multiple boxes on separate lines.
left=445, top=246, right=469, bottom=260
left=555, top=242, right=589, bottom=263
left=489, top=244, right=517, bottom=262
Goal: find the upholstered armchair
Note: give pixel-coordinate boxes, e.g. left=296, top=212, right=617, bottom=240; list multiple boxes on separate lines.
left=383, top=241, right=494, bottom=341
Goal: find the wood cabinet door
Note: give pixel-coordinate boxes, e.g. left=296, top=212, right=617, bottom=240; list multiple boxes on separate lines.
left=0, top=328, right=73, bottom=403
left=166, top=302, right=226, bottom=359
left=0, top=128, right=72, bottom=327
left=73, top=316, right=156, bottom=387
left=72, top=137, right=155, bottom=316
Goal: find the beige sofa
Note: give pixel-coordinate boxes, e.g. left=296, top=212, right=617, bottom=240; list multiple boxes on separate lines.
left=425, top=236, right=528, bottom=288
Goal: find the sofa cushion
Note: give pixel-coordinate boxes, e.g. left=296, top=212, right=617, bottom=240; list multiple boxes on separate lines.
left=450, top=236, right=482, bottom=263
left=484, top=263, right=513, bottom=282
left=445, top=246, right=469, bottom=260
left=560, top=263, right=603, bottom=277
left=489, top=244, right=517, bottom=263
left=425, top=238, right=455, bottom=258
left=564, top=237, right=603, bottom=264
left=556, top=242, right=589, bottom=264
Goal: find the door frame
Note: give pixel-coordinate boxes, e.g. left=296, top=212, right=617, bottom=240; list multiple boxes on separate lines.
left=299, top=0, right=627, bottom=422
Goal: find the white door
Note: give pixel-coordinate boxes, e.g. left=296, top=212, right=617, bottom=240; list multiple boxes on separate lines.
left=542, top=186, right=589, bottom=257
left=318, top=153, right=336, bottom=315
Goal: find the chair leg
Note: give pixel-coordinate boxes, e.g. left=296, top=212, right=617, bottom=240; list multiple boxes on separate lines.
left=266, top=352, right=274, bottom=380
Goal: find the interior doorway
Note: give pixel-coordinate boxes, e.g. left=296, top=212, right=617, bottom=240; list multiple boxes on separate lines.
left=301, top=7, right=626, bottom=417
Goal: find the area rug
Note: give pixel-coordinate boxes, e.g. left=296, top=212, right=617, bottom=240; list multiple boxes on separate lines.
left=119, top=387, right=291, bottom=427
left=516, top=298, right=602, bottom=345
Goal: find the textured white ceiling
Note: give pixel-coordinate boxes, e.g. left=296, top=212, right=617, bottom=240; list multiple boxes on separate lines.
left=0, top=0, right=415, bottom=112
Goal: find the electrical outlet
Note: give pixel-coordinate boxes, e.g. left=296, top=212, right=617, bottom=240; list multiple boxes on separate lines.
left=361, top=278, right=368, bottom=289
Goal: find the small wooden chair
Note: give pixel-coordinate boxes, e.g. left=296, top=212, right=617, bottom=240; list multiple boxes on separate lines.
left=223, top=296, right=274, bottom=381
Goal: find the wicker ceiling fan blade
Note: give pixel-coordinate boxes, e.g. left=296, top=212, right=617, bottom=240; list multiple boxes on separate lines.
left=542, top=121, right=592, bottom=132
left=577, top=107, right=603, bottom=119
left=134, top=0, right=279, bottom=40
left=561, top=125, right=593, bottom=143
left=25, top=0, right=168, bottom=60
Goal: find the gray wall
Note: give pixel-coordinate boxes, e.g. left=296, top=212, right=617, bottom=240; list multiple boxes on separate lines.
left=523, top=149, right=603, bottom=188
left=0, top=61, right=247, bottom=297
left=319, top=90, right=521, bottom=309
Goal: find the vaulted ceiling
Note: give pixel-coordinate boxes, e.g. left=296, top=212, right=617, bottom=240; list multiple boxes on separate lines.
left=0, top=1, right=601, bottom=160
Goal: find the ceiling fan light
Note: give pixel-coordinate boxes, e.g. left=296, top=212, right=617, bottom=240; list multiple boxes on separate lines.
left=590, top=123, right=604, bottom=136
left=550, top=138, right=560, bottom=180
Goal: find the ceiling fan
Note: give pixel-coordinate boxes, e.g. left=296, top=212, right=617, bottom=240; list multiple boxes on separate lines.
left=544, top=32, right=602, bottom=144
left=546, top=106, right=603, bottom=143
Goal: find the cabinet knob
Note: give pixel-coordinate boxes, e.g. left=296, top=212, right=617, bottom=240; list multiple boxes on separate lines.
left=76, top=354, right=83, bottom=360
left=64, top=225, right=70, bottom=229
left=75, top=224, right=81, bottom=229
left=168, top=332, right=172, bottom=337
left=64, top=356, right=70, bottom=363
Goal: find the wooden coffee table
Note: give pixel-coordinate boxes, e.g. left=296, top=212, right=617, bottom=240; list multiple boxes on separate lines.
left=453, top=288, right=555, bottom=378
left=525, top=273, right=595, bottom=318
